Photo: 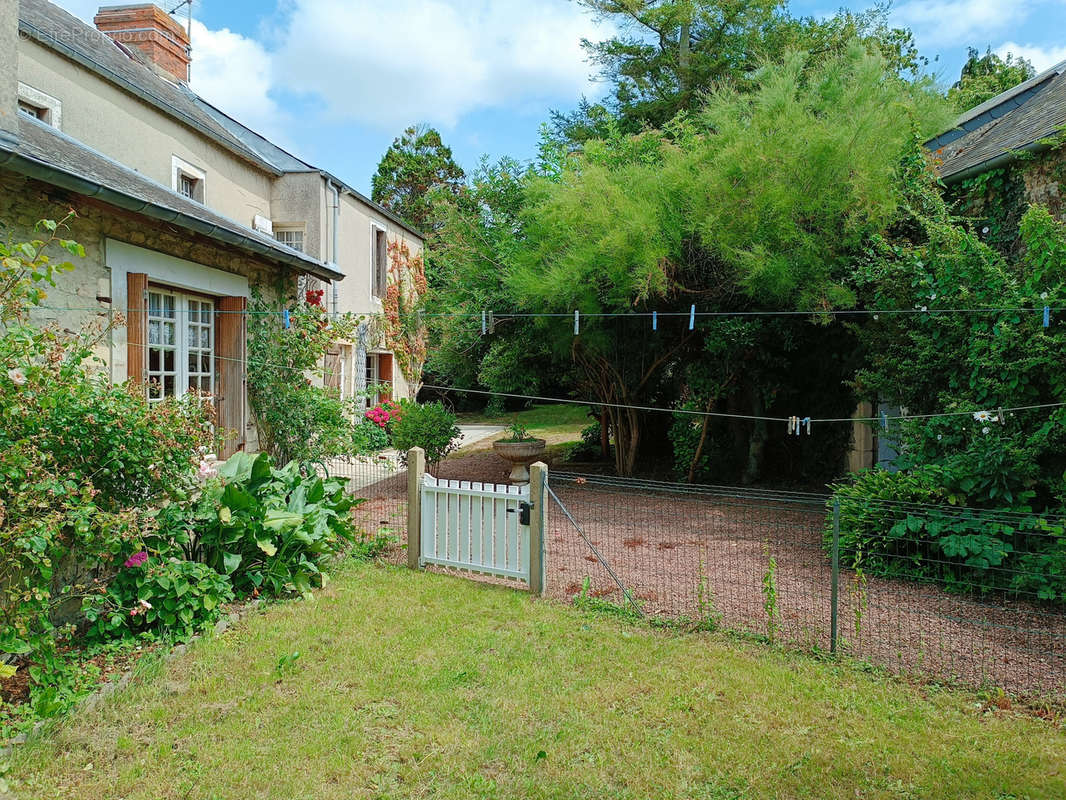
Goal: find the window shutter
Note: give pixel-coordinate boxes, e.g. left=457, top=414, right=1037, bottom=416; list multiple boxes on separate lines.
left=378, top=353, right=393, bottom=402
left=324, top=345, right=342, bottom=391
left=215, top=296, right=247, bottom=457
left=378, top=233, right=387, bottom=297
left=126, top=272, right=148, bottom=384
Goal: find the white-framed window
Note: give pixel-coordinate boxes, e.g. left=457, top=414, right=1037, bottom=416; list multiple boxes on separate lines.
left=275, top=227, right=305, bottom=253
left=372, top=225, right=387, bottom=299
left=171, top=155, right=206, bottom=204
left=146, top=288, right=214, bottom=402
left=365, top=353, right=380, bottom=390
left=17, top=83, right=61, bottom=128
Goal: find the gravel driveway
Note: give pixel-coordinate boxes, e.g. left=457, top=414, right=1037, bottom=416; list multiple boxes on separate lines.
left=352, top=451, right=1066, bottom=700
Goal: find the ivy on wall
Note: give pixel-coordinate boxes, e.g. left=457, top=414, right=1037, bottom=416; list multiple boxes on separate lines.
left=952, top=167, right=1028, bottom=256
left=383, top=239, right=427, bottom=395
left=951, top=139, right=1066, bottom=256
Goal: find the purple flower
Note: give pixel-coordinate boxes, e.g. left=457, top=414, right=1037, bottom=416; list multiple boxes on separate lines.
left=124, top=551, right=148, bottom=568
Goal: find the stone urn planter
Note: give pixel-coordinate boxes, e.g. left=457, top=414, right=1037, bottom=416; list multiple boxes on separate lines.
left=492, top=438, right=547, bottom=484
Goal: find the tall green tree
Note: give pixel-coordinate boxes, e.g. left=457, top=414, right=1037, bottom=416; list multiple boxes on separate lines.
left=509, top=44, right=949, bottom=476
left=947, top=47, right=1035, bottom=112
left=371, top=125, right=466, bottom=234
left=560, top=1, right=925, bottom=138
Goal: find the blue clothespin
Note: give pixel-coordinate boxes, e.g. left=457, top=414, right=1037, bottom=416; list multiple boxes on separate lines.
left=283, top=309, right=290, bottom=329
left=574, top=310, right=580, bottom=336
left=1043, top=306, right=1051, bottom=328
left=652, top=310, right=658, bottom=331
left=482, top=310, right=487, bottom=336
left=801, top=416, right=811, bottom=435
left=689, top=304, right=696, bottom=330
left=881, top=410, right=888, bottom=431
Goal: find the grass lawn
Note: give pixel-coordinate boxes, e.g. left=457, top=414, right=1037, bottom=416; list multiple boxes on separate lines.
left=12, top=563, right=1065, bottom=800
left=458, top=403, right=592, bottom=449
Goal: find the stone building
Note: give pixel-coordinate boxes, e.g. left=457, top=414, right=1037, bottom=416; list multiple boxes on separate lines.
left=928, top=58, right=1066, bottom=255
left=1, top=0, right=424, bottom=454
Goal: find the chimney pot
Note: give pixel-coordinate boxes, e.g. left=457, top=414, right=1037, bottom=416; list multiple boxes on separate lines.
left=94, top=4, right=191, bottom=84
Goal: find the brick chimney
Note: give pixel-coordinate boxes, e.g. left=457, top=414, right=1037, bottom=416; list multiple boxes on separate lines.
left=94, top=5, right=191, bottom=84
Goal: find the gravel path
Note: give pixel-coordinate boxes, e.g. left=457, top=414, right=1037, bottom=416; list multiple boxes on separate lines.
left=351, top=451, right=1066, bottom=700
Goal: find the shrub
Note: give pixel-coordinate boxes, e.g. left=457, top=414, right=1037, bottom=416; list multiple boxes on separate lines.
left=567, top=421, right=608, bottom=462
left=247, top=300, right=384, bottom=464
left=0, top=216, right=213, bottom=725
left=351, top=419, right=390, bottom=453
left=829, top=467, right=1066, bottom=601
left=83, top=556, right=233, bottom=643
left=390, top=400, right=460, bottom=465
left=364, top=400, right=403, bottom=431
left=174, top=451, right=361, bottom=597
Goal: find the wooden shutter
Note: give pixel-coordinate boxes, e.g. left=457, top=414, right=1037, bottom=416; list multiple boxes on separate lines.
left=374, top=228, right=387, bottom=298
left=126, top=272, right=148, bottom=384
left=378, top=353, right=393, bottom=403
left=215, top=296, right=247, bottom=457
left=324, top=346, right=342, bottom=392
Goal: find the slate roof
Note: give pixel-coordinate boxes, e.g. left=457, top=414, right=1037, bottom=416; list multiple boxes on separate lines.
left=18, top=0, right=282, bottom=175
left=929, top=61, right=1066, bottom=183
left=193, top=98, right=426, bottom=239
left=19, top=0, right=424, bottom=240
left=0, top=115, right=344, bottom=281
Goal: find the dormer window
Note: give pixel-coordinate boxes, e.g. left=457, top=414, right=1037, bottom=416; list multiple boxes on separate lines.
left=171, top=155, right=206, bottom=204
left=179, top=174, right=198, bottom=199
left=17, top=83, right=61, bottom=129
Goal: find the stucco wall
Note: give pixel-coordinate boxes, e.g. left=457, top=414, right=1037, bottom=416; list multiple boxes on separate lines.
left=330, top=190, right=424, bottom=400
left=0, top=1, right=16, bottom=137
left=271, top=171, right=325, bottom=260
left=1, top=169, right=298, bottom=452
left=17, top=38, right=275, bottom=229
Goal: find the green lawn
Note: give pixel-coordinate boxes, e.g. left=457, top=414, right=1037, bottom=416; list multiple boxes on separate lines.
left=459, top=403, right=592, bottom=446
left=12, top=564, right=1065, bottom=799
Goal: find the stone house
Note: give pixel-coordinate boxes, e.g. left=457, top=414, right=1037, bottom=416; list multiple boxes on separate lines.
left=1, top=0, right=424, bottom=455
left=846, top=61, right=1066, bottom=473
left=928, top=58, right=1066, bottom=254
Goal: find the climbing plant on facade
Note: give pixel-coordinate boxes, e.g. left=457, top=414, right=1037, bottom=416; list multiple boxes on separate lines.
left=383, top=239, right=427, bottom=396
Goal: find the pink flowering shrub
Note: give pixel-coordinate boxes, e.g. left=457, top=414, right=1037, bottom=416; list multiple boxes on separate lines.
left=365, top=400, right=403, bottom=431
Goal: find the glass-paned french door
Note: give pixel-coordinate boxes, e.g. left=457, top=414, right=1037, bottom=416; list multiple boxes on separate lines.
left=146, top=289, right=214, bottom=402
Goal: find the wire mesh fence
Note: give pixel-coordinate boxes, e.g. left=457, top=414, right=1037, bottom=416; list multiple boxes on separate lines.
left=325, top=455, right=408, bottom=557
left=546, top=471, right=1066, bottom=701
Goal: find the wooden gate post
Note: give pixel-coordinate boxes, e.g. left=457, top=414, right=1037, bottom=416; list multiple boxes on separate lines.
left=407, top=447, right=426, bottom=570
left=528, top=461, right=547, bottom=595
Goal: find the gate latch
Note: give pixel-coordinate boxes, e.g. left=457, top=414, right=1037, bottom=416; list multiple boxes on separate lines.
left=507, top=501, right=533, bottom=526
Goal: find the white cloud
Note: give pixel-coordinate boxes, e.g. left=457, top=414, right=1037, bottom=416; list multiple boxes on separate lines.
left=187, top=20, right=288, bottom=143
left=995, top=41, right=1066, bottom=71
left=892, top=0, right=1034, bottom=49
left=270, top=0, right=611, bottom=130
left=50, top=2, right=291, bottom=146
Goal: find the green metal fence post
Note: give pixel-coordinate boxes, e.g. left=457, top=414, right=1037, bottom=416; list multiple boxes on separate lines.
left=528, top=462, right=547, bottom=595
left=830, top=498, right=840, bottom=655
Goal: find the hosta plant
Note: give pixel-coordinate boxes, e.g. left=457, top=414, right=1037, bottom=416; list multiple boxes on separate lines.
left=172, top=452, right=363, bottom=598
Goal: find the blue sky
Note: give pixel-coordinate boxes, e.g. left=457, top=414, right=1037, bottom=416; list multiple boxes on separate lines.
left=57, top=0, right=1066, bottom=195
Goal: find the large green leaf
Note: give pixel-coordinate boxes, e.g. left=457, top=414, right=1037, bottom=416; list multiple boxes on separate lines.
left=222, top=551, right=242, bottom=574
left=263, top=510, right=304, bottom=532
left=218, top=451, right=257, bottom=483
left=221, top=483, right=255, bottom=512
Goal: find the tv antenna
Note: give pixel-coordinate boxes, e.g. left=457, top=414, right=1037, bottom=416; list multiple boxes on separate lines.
left=168, top=0, right=194, bottom=80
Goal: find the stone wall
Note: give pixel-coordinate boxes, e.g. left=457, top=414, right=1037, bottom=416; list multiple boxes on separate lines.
left=1021, top=145, right=1066, bottom=221
left=0, top=169, right=299, bottom=452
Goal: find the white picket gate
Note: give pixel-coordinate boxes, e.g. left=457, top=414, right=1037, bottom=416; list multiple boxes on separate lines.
left=419, top=474, right=531, bottom=581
